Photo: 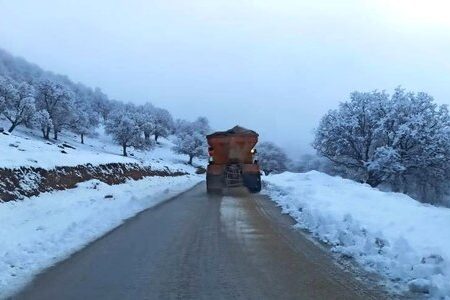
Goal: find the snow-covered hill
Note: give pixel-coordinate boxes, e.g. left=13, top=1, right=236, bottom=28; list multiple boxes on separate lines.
left=0, top=123, right=201, bottom=172
left=264, top=171, right=450, bottom=298
left=1, top=130, right=134, bottom=169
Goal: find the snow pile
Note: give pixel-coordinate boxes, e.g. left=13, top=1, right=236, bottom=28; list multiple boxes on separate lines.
left=0, top=175, right=202, bottom=298
left=264, top=171, right=450, bottom=298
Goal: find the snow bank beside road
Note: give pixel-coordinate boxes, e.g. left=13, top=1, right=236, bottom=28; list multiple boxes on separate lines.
left=0, top=175, right=202, bottom=298
left=264, top=171, right=450, bottom=298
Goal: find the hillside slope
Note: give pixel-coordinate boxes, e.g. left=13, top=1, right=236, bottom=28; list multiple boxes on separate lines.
left=0, top=122, right=197, bottom=171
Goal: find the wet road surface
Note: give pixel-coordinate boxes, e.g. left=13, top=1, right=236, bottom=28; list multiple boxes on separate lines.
left=14, top=183, right=386, bottom=300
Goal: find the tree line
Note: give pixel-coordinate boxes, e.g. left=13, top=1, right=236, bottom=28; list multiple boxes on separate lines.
left=0, top=49, right=210, bottom=164
left=0, top=48, right=296, bottom=169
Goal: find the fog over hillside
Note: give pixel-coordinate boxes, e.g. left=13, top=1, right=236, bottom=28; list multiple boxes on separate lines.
left=1, top=0, right=450, bottom=156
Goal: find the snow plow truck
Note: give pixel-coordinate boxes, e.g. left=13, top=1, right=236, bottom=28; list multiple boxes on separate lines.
left=206, top=126, right=262, bottom=194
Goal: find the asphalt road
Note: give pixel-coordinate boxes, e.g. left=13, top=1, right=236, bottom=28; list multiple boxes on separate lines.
left=14, top=183, right=385, bottom=300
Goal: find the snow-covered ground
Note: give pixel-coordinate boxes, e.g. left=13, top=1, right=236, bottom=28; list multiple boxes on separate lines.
left=0, top=121, right=207, bottom=298
left=0, top=175, right=202, bottom=298
left=0, top=123, right=202, bottom=172
left=264, top=171, right=450, bottom=299
left=0, top=130, right=134, bottom=169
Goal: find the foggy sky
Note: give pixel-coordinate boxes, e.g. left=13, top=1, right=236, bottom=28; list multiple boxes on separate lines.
left=1, top=0, right=450, bottom=157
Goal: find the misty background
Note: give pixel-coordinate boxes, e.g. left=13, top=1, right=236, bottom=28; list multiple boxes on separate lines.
left=1, top=0, right=449, bottom=157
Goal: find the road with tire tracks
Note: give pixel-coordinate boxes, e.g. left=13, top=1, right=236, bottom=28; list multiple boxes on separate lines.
left=14, top=183, right=386, bottom=300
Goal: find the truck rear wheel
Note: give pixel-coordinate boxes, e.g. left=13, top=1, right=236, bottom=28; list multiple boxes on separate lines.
left=206, top=174, right=224, bottom=195
left=243, top=173, right=261, bottom=193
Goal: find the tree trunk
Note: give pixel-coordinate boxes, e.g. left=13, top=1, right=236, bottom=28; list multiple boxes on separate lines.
left=144, top=132, right=150, bottom=141
left=366, top=171, right=382, bottom=187
left=122, top=144, right=127, bottom=156
left=54, top=130, right=58, bottom=140
left=401, top=175, right=408, bottom=194
left=8, top=122, right=17, bottom=133
left=188, top=155, right=193, bottom=165
left=81, top=134, right=84, bottom=144
left=155, top=134, right=159, bottom=142
left=391, top=175, right=401, bottom=193
left=44, top=128, right=51, bottom=140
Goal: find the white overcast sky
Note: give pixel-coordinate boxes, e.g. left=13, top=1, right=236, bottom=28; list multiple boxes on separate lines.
left=1, top=0, right=450, bottom=156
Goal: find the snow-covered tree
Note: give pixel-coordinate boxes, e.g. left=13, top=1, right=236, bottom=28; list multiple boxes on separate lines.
left=1, top=80, right=36, bottom=133
left=313, top=90, right=389, bottom=186
left=35, top=80, right=74, bottom=140
left=314, top=88, right=450, bottom=190
left=152, top=108, right=173, bottom=142
left=70, top=108, right=98, bottom=144
left=257, top=141, right=289, bottom=175
left=173, top=117, right=210, bottom=164
left=134, top=103, right=157, bottom=142
left=123, top=103, right=155, bottom=150
left=0, top=76, right=15, bottom=111
left=376, top=88, right=450, bottom=192
left=105, top=108, right=144, bottom=156
left=34, top=110, right=53, bottom=139
left=69, top=89, right=100, bottom=144
left=0, top=95, right=5, bottom=115
left=91, top=87, right=112, bottom=122
left=366, top=146, right=405, bottom=181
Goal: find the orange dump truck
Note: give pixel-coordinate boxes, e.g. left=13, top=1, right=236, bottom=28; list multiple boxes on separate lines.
left=206, top=126, right=261, bottom=193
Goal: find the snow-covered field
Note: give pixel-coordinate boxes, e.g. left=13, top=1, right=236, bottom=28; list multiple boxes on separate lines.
left=0, top=175, right=202, bottom=298
left=0, top=123, right=201, bottom=173
left=0, top=130, right=134, bottom=169
left=264, top=171, right=450, bottom=299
